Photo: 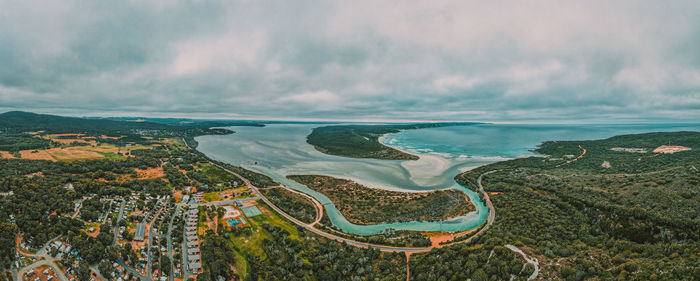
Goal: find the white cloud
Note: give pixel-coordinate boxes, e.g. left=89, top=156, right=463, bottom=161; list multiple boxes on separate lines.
left=0, top=0, right=699, bottom=121
left=276, top=90, right=341, bottom=105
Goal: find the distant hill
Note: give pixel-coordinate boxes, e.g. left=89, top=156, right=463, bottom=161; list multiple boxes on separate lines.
left=101, top=116, right=265, bottom=128
left=0, top=111, right=233, bottom=147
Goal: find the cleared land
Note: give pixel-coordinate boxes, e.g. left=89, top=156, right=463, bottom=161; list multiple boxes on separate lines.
left=288, top=175, right=474, bottom=225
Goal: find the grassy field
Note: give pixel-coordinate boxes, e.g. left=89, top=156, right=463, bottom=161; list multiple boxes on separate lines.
left=196, top=163, right=243, bottom=188
left=226, top=201, right=301, bottom=279
left=0, top=142, right=156, bottom=161
left=202, top=192, right=220, bottom=202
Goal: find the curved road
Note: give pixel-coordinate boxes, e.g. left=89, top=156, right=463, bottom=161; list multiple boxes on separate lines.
left=211, top=162, right=498, bottom=253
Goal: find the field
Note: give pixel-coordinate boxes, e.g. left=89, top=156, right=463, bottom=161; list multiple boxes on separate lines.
left=0, top=142, right=157, bottom=161
left=195, top=163, right=243, bottom=188
left=227, top=202, right=300, bottom=279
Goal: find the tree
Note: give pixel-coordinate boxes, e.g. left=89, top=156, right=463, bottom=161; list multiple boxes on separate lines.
left=0, top=222, right=19, bottom=269
left=472, top=269, right=488, bottom=281
left=161, top=256, right=171, bottom=275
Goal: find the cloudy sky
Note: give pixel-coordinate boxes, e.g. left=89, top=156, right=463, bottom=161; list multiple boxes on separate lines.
left=1, top=1, right=699, bottom=122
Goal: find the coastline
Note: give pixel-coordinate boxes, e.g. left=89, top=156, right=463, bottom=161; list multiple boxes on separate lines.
left=379, top=133, right=463, bottom=187
left=194, top=125, right=491, bottom=235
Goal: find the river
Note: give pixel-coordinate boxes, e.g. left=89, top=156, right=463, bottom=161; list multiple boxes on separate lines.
left=195, top=122, right=700, bottom=235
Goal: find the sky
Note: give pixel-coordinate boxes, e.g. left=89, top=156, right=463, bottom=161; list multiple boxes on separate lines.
left=1, top=1, right=699, bottom=122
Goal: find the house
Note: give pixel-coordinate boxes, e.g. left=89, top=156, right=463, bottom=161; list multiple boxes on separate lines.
left=188, top=263, right=201, bottom=273
left=187, top=248, right=200, bottom=255
left=134, top=223, right=146, bottom=241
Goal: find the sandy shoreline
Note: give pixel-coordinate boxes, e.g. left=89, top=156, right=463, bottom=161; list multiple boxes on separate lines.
left=379, top=134, right=462, bottom=187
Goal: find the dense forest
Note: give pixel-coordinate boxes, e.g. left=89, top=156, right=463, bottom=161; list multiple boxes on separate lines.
left=259, top=187, right=317, bottom=224
left=289, top=175, right=473, bottom=224
left=306, top=123, right=478, bottom=160
left=421, top=131, right=700, bottom=280
left=0, top=111, right=233, bottom=148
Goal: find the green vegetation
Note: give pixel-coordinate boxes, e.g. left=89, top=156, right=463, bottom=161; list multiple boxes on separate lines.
left=0, top=133, right=52, bottom=152
left=259, top=187, right=317, bottom=224
left=307, top=123, right=478, bottom=160
left=196, top=163, right=243, bottom=188
left=288, top=175, right=474, bottom=224
left=222, top=202, right=407, bottom=281
left=0, top=111, right=233, bottom=148
left=411, top=243, right=533, bottom=281
left=415, top=131, right=700, bottom=280
left=212, top=160, right=278, bottom=188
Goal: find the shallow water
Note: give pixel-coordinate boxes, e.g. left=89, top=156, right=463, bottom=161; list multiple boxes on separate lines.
left=195, top=123, right=700, bottom=235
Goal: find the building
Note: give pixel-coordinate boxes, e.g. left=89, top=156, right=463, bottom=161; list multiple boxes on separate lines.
left=186, top=241, right=198, bottom=249
left=188, top=262, right=201, bottom=274
left=233, top=198, right=243, bottom=207
left=134, top=223, right=146, bottom=241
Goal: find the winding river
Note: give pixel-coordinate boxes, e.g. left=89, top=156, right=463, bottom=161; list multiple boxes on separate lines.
left=195, top=123, right=700, bottom=235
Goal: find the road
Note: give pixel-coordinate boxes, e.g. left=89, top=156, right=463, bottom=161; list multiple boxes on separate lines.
left=188, top=132, right=498, bottom=252
left=113, top=200, right=126, bottom=246
left=506, top=244, right=539, bottom=280
left=273, top=186, right=324, bottom=226
left=16, top=238, right=69, bottom=281
left=210, top=163, right=439, bottom=253
left=166, top=206, right=180, bottom=281
left=211, top=162, right=500, bottom=252
left=186, top=197, right=259, bottom=207
left=18, top=260, right=69, bottom=281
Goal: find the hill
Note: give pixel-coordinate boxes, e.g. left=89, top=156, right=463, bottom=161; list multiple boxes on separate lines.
left=0, top=111, right=233, bottom=148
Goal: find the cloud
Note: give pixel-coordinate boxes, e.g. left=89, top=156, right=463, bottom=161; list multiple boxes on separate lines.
left=0, top=0, right=699, bottom=122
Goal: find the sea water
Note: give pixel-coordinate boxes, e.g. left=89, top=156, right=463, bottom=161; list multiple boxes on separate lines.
left=195, top=123, right=700, bottom=235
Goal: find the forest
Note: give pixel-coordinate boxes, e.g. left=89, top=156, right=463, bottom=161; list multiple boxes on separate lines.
left=424, top=131, right=700, bottom=280
left=288, top=175, right=473, bottom=224
left=259, top=187, right=317, bottom=224
left=306, top=123, right=478, bottom=160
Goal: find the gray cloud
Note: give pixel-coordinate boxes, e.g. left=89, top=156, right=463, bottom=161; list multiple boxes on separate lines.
left=1, top=0, right=699, bottom=122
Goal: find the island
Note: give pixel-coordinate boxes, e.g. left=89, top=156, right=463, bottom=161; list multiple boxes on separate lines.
left=306, top=123, right=479, bottom=160
left=288, top=174, right=474, bottom=225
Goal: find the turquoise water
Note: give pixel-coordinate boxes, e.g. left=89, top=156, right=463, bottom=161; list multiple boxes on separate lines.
left=195, top=123, right=700, bottom=235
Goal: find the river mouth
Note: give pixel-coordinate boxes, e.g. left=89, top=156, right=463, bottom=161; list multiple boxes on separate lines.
left=194, top=123, right=493, bottom=235
left=194, top=122, right=700, bottom=235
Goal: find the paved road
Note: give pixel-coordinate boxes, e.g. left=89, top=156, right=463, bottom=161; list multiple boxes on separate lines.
left=113, top=200, right=126, bottom=246
left=202, top=148, right=498, bottom=253
left=17, top=238, right=69, bottom=281
left=186, top=197, right=259, bottom=207
left=210, top=163, right=436, bottom=253
left=166, top=206, right=180, bottom=281
left=273, top=186, right=324, bottom=226
left=18, top=260, right=69, bottom=281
